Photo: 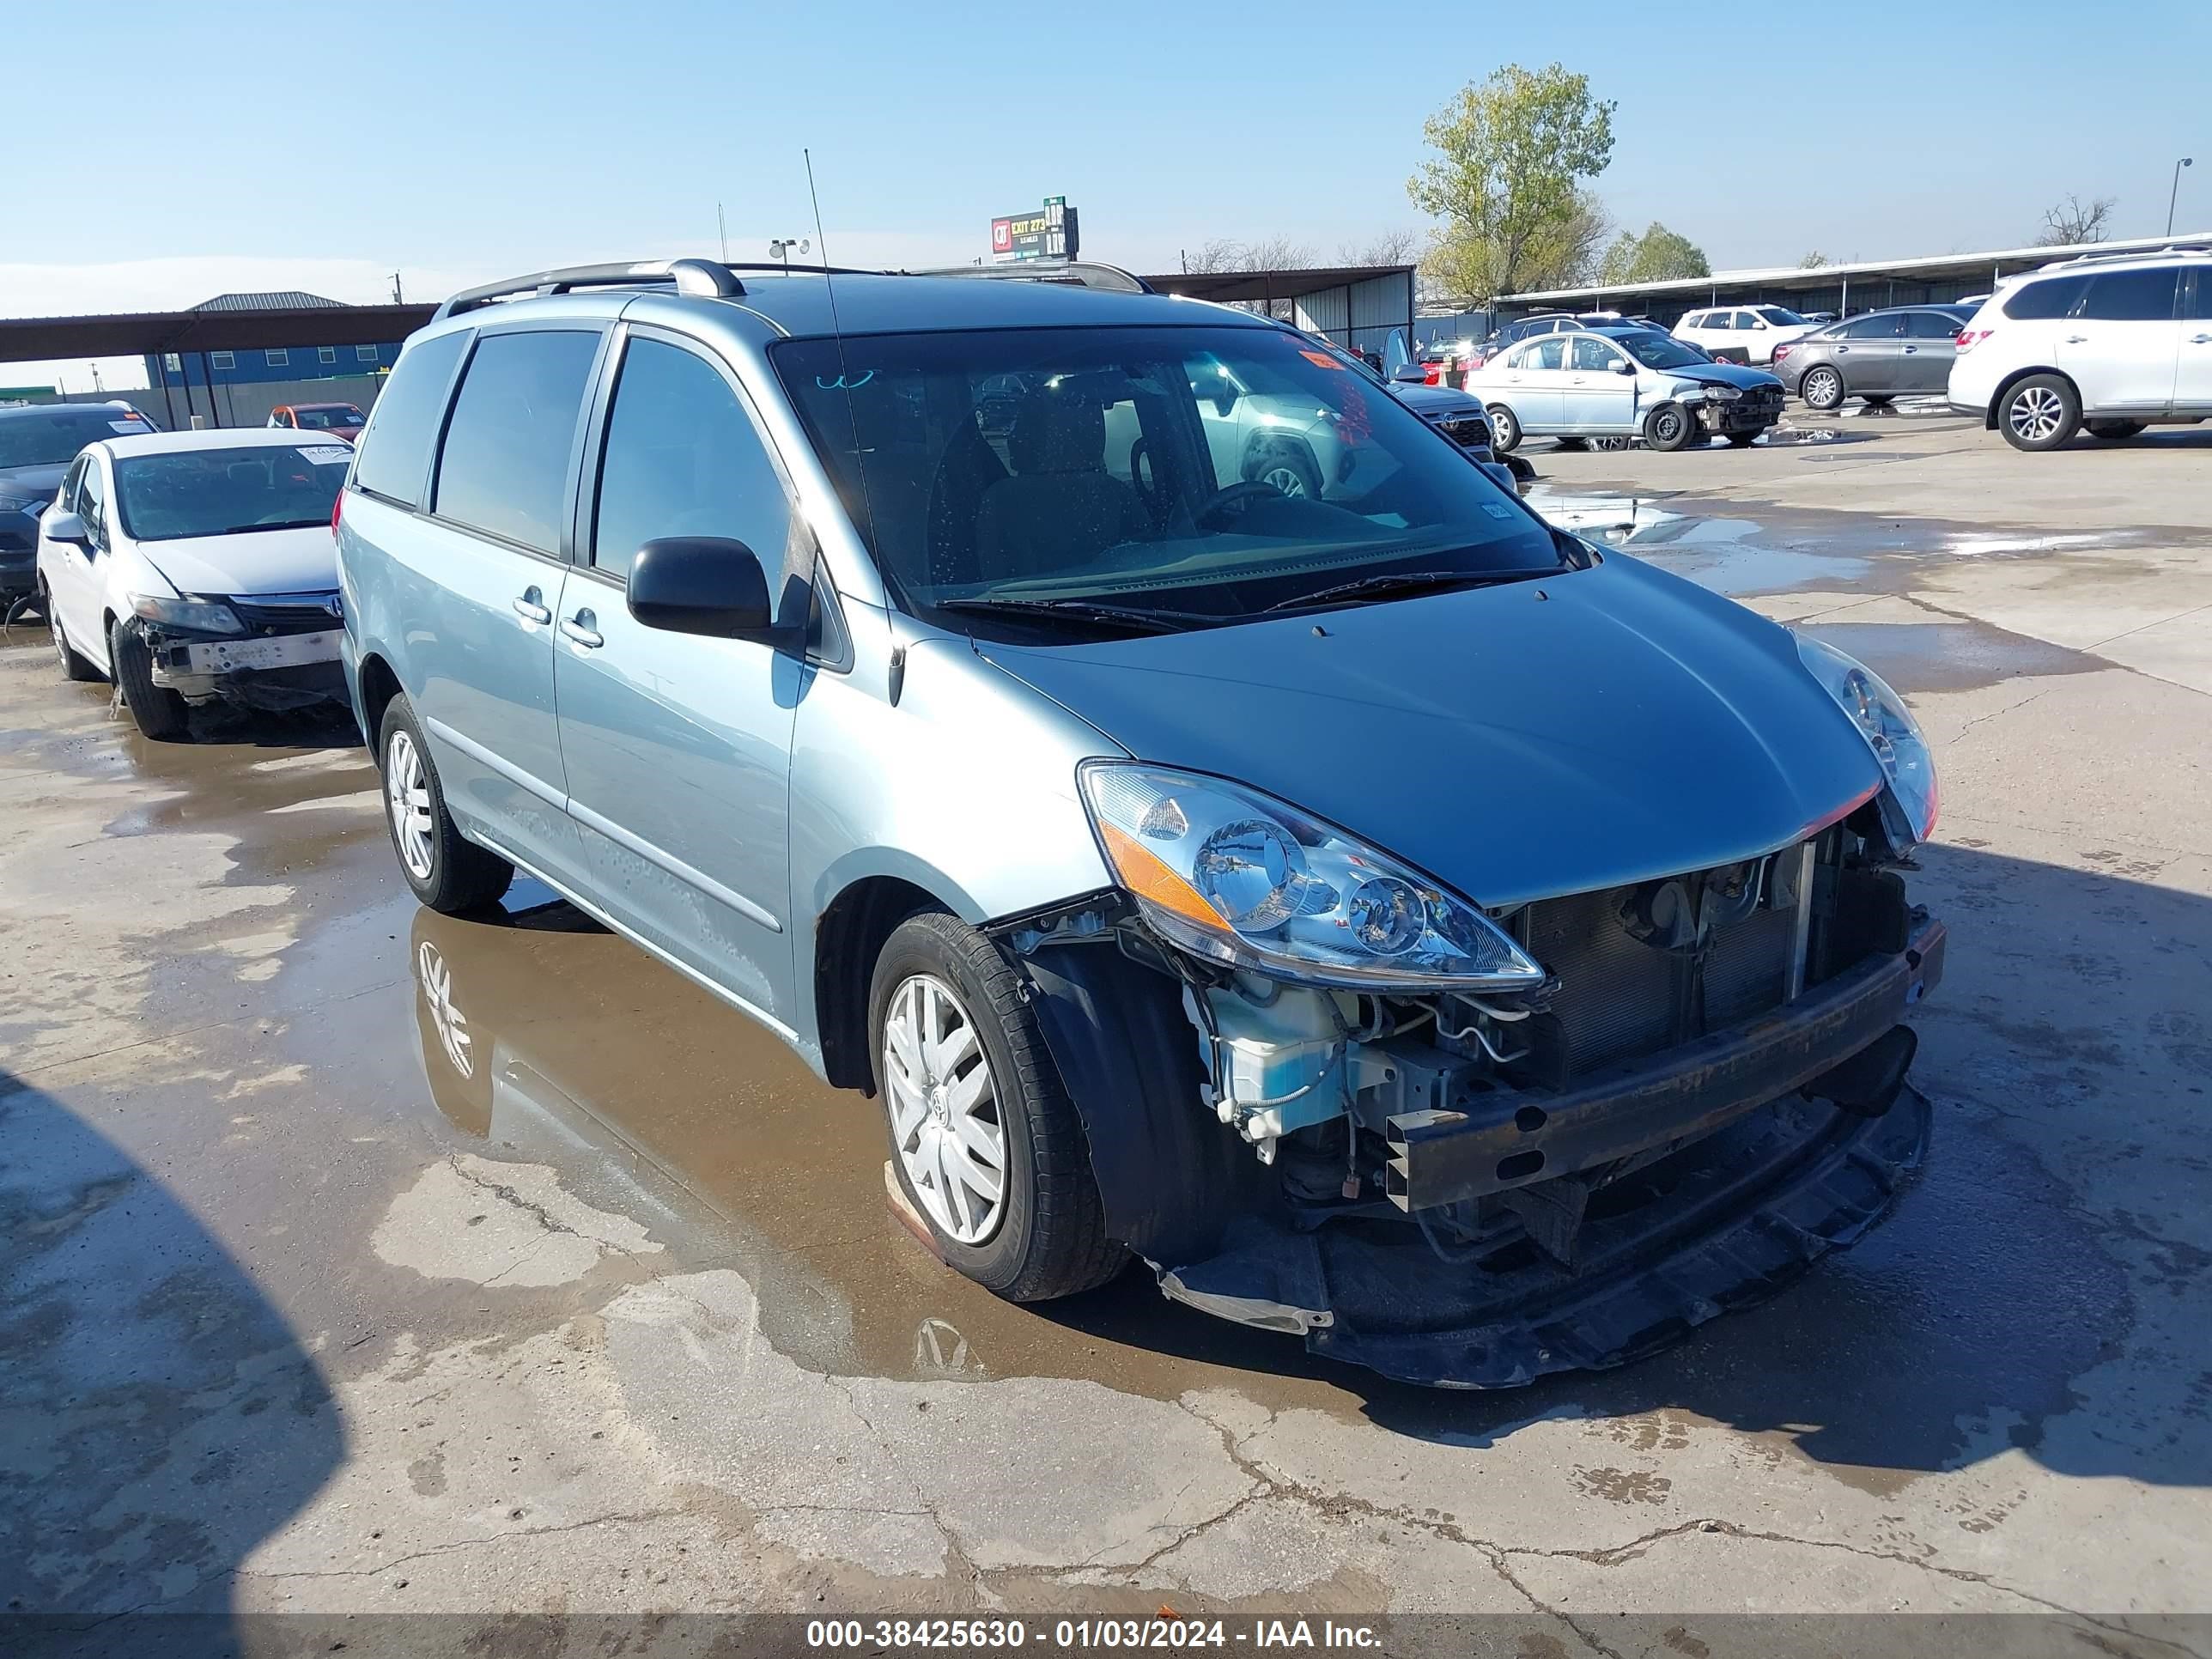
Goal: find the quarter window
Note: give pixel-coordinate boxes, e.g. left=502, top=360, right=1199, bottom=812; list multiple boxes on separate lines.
left=2002, top=273, right=2089, bottom=320
left=351, top=327, right=470, bottom=508
left=591, top=336, right=794, bottom=582
left=2077, top=267, right=2179, bottom=322
left=434, top=330, right=601, bottom=555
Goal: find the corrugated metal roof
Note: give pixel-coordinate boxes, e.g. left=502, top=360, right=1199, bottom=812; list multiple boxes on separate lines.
left=1498, top=230, right=2212, bottom=306
left=189, top=291, right=345, bottom=313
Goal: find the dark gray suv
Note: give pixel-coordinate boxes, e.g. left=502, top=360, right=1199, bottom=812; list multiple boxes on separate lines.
left=0, top=404, right=154, bottom=606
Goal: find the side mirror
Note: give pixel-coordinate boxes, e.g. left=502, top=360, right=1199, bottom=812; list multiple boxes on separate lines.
left=1612, top=358, right=1637, bottom=375
left=1389, top=364, right=1428, bottom=385
left=1751, top=319, right=1770, bottom=330
left=627, top=537, right=786, bottom=643
left=44, top=509, right=88, bottom=545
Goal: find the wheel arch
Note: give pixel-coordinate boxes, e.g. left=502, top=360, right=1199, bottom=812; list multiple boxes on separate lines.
left=355, top=649, right=403, bottom=748
left=1985, top=364, right=2071, bottom=430
left=810, top=861, right=985, bottom=1093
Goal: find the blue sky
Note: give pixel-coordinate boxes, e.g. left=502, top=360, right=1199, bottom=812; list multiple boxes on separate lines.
left=4, top=0, right=2205, bottom=388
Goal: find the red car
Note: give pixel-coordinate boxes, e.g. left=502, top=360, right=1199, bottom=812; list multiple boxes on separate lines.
left=267, top=402, right=368, bottom=441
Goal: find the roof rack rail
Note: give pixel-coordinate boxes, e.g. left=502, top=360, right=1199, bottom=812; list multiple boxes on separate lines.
left=910, top=261, right=1155, bottom=295
left=2045, top=237, right=2212, bottom=270
left=431, top=258, right=745, bottom=322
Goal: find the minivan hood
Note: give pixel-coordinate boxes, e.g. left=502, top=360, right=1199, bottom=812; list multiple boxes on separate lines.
left=141, top=525, right=339, bottom=599
left=975, top=556, right=1883, bottom=908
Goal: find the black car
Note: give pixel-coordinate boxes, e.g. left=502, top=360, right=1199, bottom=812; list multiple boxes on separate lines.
left=1770, top=305, right=1977, bottom=411
left=0, top=403, right=155, bottom=605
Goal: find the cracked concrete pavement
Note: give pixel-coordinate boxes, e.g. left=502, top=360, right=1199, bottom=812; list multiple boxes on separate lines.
left=1, top=410, right=2207, bottom=1652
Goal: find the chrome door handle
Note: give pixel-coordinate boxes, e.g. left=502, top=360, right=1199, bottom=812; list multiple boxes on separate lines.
left=559, top=612, right=604, bottom=649
left=512, top=590, right=551, bottom=624
left=1903, top=345, right=1919, bottom=353
left=2064, top=335, right=2088, bottom=343
left=2191, top=333, right=2212, bottom=344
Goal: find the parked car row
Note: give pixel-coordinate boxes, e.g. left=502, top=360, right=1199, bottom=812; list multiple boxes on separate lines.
left=1, top=404, right=155, bottom=611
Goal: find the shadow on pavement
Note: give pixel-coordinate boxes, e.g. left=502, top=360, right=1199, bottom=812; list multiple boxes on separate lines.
left=0, top=1069, right=343, bottom=1631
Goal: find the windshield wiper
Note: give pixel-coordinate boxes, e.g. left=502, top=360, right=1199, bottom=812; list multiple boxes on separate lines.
left=933, top=596, right=1217, bottom=635
left=1259, top=567, right=1557, bottom=615
left=218, top=518, right=328, bottom=535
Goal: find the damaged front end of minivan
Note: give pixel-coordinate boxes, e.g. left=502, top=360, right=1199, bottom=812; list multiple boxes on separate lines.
left=984, top=766, right=1942, bottom=1389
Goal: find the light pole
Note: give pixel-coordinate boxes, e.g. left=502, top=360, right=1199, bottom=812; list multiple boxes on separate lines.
left=769, top=237, right=809, bottom=274
left=2169, top=157, right=2194, bottom=237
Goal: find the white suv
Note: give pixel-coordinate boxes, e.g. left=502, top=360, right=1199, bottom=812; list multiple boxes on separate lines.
left=1671, top=305, right=1820, bottom=365
left=1948, top=248, right=2212, bottom=451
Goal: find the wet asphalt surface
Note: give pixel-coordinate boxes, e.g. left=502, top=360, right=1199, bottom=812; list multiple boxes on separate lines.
left=2, top=410, right=2208, bottom=1651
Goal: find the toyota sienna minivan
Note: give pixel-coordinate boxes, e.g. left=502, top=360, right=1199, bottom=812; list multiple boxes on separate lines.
left=339, top=258, right=1945, bottom=1387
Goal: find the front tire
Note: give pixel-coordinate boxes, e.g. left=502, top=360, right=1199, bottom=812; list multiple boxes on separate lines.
left=1486, top=403, right=1523, bottom=453
left=1246, top=437, right=1322, bottom=501
left=870, top=911, right=1122, bottom=1303
left=1645, top=402, right=1696, bottom=452
left=47, top=585, right=100, bottom=682
left=107, top=618, right=190, bottom=739
left=1801, top=365, right=1845, bottom=411
left=1999, top=374, right=2081, bottom=452
left=2087, top=419, right=2147, bottom=441
left=378, top=695, right=514, bottom=913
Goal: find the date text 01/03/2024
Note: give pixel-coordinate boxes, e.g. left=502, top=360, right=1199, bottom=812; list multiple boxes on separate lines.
left=804, top=1617, right=1383, bottom=1650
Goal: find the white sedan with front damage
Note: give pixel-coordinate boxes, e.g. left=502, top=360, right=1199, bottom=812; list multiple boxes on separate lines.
left=35, top=427, right=352, bottom=739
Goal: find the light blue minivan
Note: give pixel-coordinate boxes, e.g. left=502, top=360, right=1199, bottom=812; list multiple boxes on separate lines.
left=340, top=258, right=1945, bottom=1387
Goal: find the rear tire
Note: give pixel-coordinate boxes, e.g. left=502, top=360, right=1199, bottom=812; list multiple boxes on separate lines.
left=47, top=586, right=100, bottom=682
left=1999, top=374, right=2081, bottom=452
left=378, top=694, right=514, bottom=914
left=1246, top=437, right=1322, bottom=501
left=2086, top=419, right=2147, bottom=441
left=870, top=911, right=1123, bottom=1303
left=1645, top=402, right=1696, bottom=452
left=107, top=619, right=190, bottom=739
left=1485, top=403, right=1523, bottom=453
left=1800, top=365, right=1845, bottom=411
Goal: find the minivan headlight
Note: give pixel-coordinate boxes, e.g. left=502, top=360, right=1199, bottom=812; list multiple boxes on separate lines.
left=131, top=594, right=244, bottom=635
left=1796, top=635, right=1938, bottom=842
left=1079, top=763, right=1545, bottom=991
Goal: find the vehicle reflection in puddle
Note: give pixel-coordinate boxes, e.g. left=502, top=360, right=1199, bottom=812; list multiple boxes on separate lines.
left=404, top=886, right=1363, bottom=1408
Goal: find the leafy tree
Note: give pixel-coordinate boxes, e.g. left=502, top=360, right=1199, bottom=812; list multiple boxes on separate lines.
left=1407, top=63, right=1617, bottom=304
left=1597, top=222, right=1711, bottom=285
left=2037, top=193, right=2116, bottom=246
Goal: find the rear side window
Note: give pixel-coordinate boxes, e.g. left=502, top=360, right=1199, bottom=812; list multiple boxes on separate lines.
left=2002, top=274, right=2088, bottom=320
left=1843, top=313, right=1905, bottom=339
left=1703, top=312, right=1734, bottom=331
left=434, top=330, right=601, bottom=554
left=1526, top=338, right=1567, bottom=369
left=1905, top=311, right=1960, bottom=339
left=352, top=330, right=469, bottom=506
left=591, top=337, right=793, bottom=582
left=2078, top=266, right=2179, bottom=322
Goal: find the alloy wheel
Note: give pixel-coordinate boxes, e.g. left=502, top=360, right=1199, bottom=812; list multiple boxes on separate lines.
left=882, top=973, right=1007, bottom=1245
left=385, top=728, right=436, bottom=882
left=2008, top=385, right=2065, bottom=443
left=1258, top=464, right=1309, bottom=498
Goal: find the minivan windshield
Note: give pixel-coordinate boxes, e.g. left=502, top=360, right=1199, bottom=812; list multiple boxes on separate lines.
left=114, top=444, right=350, bottom=542
left=773, top=325, right=1559, bottom=634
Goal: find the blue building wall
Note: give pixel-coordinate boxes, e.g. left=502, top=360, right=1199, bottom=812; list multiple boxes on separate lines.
left=142, top=340, right=404, bottom=391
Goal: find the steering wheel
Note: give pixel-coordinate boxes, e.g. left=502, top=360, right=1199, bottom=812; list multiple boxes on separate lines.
left=1195, top=479, right=1285, bottom=529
